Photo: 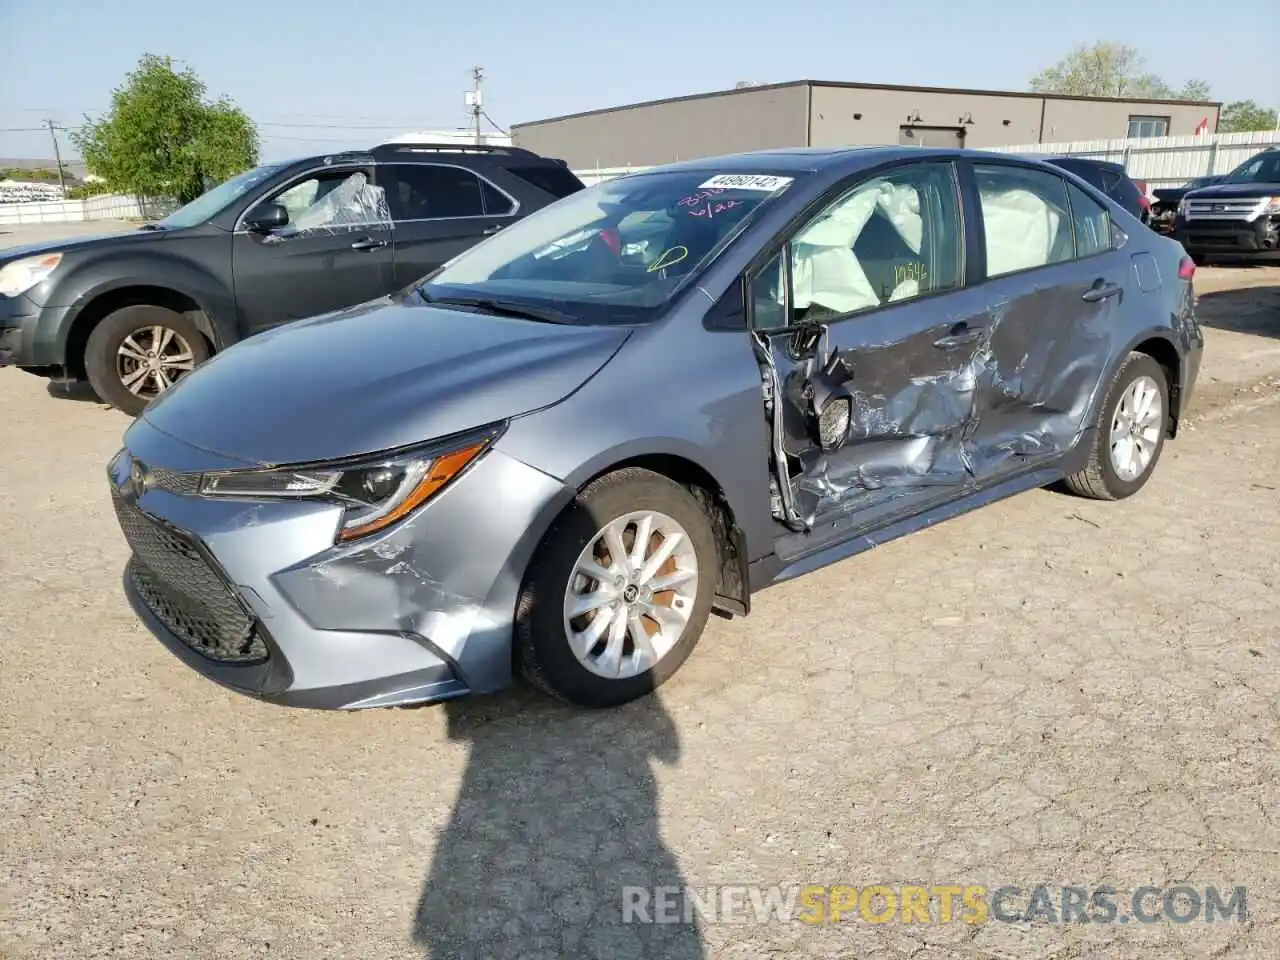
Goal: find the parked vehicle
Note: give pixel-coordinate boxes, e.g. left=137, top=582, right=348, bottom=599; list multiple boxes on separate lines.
left=108, top=147, right=1203, bottom=711
left=0, top=142, right=584, bottom=414
left=1040, top=157, right=1150, bottom=223
left=1174, top=147, right=1280, bottom=261
left=1150, top=175, right=1224, bottom=235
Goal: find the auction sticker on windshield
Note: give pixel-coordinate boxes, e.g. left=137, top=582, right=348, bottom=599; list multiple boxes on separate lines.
left=698, top=174, right=794, bottom=192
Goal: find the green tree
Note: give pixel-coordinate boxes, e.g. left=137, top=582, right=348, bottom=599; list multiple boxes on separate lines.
left=71, top=54, right=259, bottom=203
left=1218, top=100, right=1279, bottom=132
left=1030, top=42, right=1210, bottom=101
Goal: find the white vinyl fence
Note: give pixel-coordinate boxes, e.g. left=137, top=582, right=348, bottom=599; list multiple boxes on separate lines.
left=573, top=130, right=1280, bottom=189
left=0, top=192, right=176, bottom=226
left=998, top=129, right=1280, bottom=187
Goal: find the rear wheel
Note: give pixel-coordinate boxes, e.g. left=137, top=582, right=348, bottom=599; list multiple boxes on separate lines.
left=1064, top=352, right=1169, bottom=501
left=516, top=467, right=718, bottom=707
left=84, top=305, right=209, bottom=416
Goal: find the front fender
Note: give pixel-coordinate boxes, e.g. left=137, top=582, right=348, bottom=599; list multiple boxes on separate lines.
left=37, top=252, right=237, bottom=365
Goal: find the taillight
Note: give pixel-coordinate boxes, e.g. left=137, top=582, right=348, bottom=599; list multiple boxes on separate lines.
left=1178, top=256, right=1196, bottom=281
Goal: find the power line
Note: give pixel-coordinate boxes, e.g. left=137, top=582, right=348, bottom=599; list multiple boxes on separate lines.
left=256, top=120, right=431, bottom=130
left=481, top=110, right=509, bottom=136
left=0, top=127, right=51, bottom=132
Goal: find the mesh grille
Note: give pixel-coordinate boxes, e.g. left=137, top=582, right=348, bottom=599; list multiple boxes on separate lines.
left=148, top=466, right=202, bottom=496
left=112, top=487, right=268, bottom=664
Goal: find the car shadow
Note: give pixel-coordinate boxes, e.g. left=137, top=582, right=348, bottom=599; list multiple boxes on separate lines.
left=1194, top=282, right=1280, bottom=338
left=411, top=687, right=704, bottom=959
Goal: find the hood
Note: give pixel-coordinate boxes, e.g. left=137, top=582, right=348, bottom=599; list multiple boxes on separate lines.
left=136, top=294, right=632, bottom=465
left=0, top=227, right=162, bottom=264
left=1186, top=181, right=1280, bottom=200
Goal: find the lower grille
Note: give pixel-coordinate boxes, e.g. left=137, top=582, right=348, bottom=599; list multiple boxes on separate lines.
left=112, top=488, right=269, bottom=664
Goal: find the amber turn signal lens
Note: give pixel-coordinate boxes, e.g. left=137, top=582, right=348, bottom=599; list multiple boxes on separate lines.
left=337, top=439, right=491, bottom=541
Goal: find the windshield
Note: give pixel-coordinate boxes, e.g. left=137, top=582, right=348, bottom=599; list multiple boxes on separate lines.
left=1223, top=152, right=1280, bottom=185
left=155, top=163, right=287, bottom=229
left=420, top=169, right=801, bottom=324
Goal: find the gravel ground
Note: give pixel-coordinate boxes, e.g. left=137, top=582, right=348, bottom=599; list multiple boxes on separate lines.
left=1, top=223, right=1278, bottom=959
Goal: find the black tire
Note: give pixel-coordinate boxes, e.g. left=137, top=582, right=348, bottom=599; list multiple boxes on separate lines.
left=83, top=305, right=210, bottom=416
left=1064, top=352, right=1169, bottom=501
left=516, top=467, right=719, bottom=708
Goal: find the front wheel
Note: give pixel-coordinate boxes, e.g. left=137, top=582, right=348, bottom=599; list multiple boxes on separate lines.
left=1065, top=352, right=1169, bottom=501
left=516, top=467, right=718, bottom=707
left=84, top=305, right=210, bottom=416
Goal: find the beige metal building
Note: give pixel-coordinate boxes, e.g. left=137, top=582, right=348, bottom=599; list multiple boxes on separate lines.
left=512, top=80, right=1221, bottom=170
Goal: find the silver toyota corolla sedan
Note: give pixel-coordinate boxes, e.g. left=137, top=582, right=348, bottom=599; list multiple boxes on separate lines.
left=109, top=146, right=1204, bottom=710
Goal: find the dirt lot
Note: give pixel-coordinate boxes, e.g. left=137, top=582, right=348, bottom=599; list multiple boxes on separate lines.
left=1, top=223, right=1278, bottom=959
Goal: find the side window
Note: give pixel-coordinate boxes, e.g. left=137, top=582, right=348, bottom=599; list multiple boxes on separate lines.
left=270, top=168, right=386, bottom=230
left=975, top=164, right=1073, bottom=278
left=781, top=161, right=962, bottom=324
left=479, top=178, right=515, bottom=216
left=384, top=164, right=487, bottom=221
left=1068, top=183, right=1112, bottom=258
left=1098, top=169, right=1125, bottom=198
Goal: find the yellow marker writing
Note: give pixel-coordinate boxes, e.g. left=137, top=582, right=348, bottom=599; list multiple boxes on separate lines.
left=647, top=245, right=689, bottom=273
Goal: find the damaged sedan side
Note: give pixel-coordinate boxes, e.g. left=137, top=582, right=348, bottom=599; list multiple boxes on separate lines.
left=107, top=146, right=1203, bottom=711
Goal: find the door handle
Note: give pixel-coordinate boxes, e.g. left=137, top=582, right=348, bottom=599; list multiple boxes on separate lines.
left=351, top=237, right=388, bottom=252
left=1081, top=281, right=1122, bottom=302
left=481, top=224, right=504, bottom=236
left=933, top=324, right=985, bottom=349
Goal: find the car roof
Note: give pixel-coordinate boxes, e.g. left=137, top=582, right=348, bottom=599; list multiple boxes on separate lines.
left=622, top=145, right=1051, bottom=179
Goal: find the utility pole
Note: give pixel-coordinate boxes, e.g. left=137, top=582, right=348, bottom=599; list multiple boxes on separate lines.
left=465, top=66, right=484, bottom=145
left=45, top=119, right=67, bottom=195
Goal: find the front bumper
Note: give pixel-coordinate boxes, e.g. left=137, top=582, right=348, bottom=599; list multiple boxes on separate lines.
left=0, top=292, right=41, bottom=366
left=109, top=421, right=570, bottom=709
left=1175, top=215, right=1280, bottom=258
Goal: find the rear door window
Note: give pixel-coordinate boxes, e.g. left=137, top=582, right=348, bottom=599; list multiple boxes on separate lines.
left=975, top=164, right=1074, bottom=277
left=383, top=164, right=488, bottom=221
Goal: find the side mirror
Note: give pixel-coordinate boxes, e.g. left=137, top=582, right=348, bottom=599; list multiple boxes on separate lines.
left=243, top=201, right=289, bottom=233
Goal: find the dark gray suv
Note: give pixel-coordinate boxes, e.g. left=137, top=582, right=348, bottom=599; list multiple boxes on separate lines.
left=0, top=142, right=583, bottom=414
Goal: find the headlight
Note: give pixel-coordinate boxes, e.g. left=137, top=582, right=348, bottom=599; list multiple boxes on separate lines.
left=1177, top=198, right=1190, bottom=218
left=1263, top=196, right=1280, bottom=215
left=0, top=253, right=62, bottom=297
left=198, top=431, right=497, bottom=541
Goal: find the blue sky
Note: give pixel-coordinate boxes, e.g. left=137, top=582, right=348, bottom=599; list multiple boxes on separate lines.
left=1, top=0, right=1274, bottom=164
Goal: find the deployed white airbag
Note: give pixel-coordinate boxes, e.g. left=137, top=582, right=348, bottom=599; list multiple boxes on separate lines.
left=790, top=187, right=881, bottom=315
left=980, top=187, right=1059, bottom=276
left=789, top=178, right=929, bottom=316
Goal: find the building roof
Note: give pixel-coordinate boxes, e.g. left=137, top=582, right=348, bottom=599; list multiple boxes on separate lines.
left=512, top=80, right=1222, bottom=129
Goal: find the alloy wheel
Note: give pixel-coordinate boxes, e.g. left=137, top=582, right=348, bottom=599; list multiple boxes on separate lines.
left=116, top=325, right=197, bottom=399
left=1109, top=374, right=1163, bottom=482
